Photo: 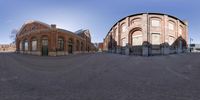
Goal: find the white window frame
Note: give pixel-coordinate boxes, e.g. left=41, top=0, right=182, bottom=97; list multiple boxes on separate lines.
left=24, top=41, right=28, bottom=51
left=132, top=35, right=143, bottom=46
left=32, top=40, right=37, bottom=51
left=121, top=25, right=127, bottom=33
left=151, top=20, right=160, bottom=27
left=168, top=22, right=174, bottom=30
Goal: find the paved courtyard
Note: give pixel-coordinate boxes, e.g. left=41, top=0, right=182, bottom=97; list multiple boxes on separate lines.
left=0, top=52, right=200, bottom=100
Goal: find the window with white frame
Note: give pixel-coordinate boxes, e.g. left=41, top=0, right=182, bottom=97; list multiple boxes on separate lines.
left=179, top=27, right=183, bottom=35
left=121, top=24, right=127, bottom=33
left=114, top=28, right=118, bottom=42
left=58, top=37, right=64, bottom=51
left=32, top=40, right=37, bottom=51
left=151, top=20, right=160, bottom=27
left=168, top=22, right=174, bottom=30
left=132, top=35, right=142, bottom=46
left=24, top=41, right=28, bottom=51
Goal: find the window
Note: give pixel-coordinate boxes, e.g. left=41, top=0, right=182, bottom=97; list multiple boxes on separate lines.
left=24, top=40, right=28, bottom=51
left=179, top=28, right=183, bottom=35
left=58, top=38, right=64, bottom=51
left=32, top=40, right=37, bottom=51
left=132, top=35, right=142, bottom=46
left=169, top=22, right=174, bottom=30
left=131, top=18, right=141, bottom=26
left=114, top=28, right=118, bottom=41
left=169, top=36, right=175, bottom=45
left=42, top=39, right=48, bottom=46
left=121, top=24, right=127, bottom=33
left=152, top=33, right=160, bottom=45
left=20, top=41, right=23, bottom=50
left=151, top=20, right=160, bottom=27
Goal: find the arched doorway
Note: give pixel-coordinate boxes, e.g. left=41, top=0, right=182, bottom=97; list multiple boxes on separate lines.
left=41, top=37, right=48, bottom=56
left=31, top=38, right=37, bottom=51
left=23, top=39, right=29, bottom=51
left=129, top=28, right=143, bottom=55
left=131, top=31, right=143, bottom=46
left=68, top=38, right=73, bottom=54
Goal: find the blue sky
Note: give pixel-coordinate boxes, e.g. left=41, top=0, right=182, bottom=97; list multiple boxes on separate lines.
left=0, top=0, right=199, bottom=44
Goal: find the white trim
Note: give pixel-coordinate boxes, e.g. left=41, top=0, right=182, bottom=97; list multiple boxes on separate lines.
left=132, top=34, right=142, bottom=38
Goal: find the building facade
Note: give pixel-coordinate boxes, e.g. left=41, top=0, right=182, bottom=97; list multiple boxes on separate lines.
left=16, top=20, right=96, bottom=56
left=0, top=44, right=16, bottom=52
left=103, top=13, right=188, bottom=56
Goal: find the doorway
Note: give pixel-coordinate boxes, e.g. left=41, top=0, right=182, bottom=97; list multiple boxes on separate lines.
left=68, top=38, right=73, bottom=54
left=42, top=37, right=48, bottom=56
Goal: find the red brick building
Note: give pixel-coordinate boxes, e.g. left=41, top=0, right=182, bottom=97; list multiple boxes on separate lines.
left=16, top=20, right=96, bottom=56
left=0, top=44, right=16, bottom=52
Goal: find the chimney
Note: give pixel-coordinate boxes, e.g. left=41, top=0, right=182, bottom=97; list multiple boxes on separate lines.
left=51, top=24, right=56, bottom=28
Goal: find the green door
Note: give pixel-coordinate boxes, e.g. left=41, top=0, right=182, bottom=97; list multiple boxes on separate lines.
left=42, top=39, right=48, bottom=56
left=42, top=46, right=48, bottom=56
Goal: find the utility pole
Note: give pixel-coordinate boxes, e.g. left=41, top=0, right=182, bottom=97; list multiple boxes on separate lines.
left=190, top=37, right=193, bottom=52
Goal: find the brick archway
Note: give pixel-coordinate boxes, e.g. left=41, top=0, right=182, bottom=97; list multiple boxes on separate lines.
left=128, top=27, right=142, bottom=46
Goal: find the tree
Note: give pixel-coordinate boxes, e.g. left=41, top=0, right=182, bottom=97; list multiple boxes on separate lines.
left=10, top=29, right=18, bottom=44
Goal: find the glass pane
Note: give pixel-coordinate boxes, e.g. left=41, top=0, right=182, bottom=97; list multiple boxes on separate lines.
left=25, top=41, right=28, bottom=51
left=32, top=41, right=37, bottom=51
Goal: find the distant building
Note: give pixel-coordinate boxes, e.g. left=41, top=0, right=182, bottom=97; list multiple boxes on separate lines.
left=190, top=44, right=200, bottom=52
left=98, top=43, right=103, bottom=52
left=0, top=44, right=16, bottom=52
left=103, top=13, right=188, bottom=56
left=16, top=20, right=96, bottom=56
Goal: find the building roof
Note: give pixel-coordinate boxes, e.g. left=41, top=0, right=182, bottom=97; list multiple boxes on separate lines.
left=105, top=12, right=187, bottom=38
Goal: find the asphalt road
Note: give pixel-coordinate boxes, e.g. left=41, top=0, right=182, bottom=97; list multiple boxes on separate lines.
left=0, top=52, right=200, bottom=100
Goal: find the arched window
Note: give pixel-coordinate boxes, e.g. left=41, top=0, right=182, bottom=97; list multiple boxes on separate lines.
left=179, top=26, right=183, bottom=36
left=121, top=23, right=127, bottom=33
left=168, top=21, right=175, bottom=30
left=58, top=37, right=64, bottom=51
left=24, top=39, right=28, bottom=51
left=31, top=38, right=37, bottom=51
left=131, top=18, right=141, bottom=26
left=132, top=34, right=143, bottom=46
left=20, top=41, right=23, bottom=51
